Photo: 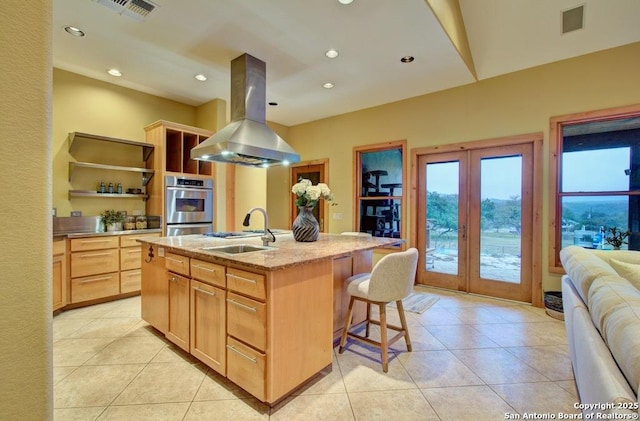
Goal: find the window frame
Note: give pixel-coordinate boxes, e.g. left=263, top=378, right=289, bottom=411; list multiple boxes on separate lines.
left=548, top=104, right=640, bottom=272
left=353, top=140, right=407, bottom=248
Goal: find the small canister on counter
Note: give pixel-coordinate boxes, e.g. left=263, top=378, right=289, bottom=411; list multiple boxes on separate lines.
left=135, top=215, right=147, bottom=230
left=124, top=215, right=136, bottom=230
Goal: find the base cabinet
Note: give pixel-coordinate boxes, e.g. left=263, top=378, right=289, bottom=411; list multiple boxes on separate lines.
left=190, top=280, right=226, bottom=375
left=167, top=271, right=190, bottom=352
left=141, top=245, right=168, bottom=334
left=52, top=238, right=67, bottom=311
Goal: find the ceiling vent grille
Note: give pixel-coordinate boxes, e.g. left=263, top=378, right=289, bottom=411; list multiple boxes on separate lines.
left=562, top=5, right=585, bottom=34
left=93, top=0, right=158, bottom=22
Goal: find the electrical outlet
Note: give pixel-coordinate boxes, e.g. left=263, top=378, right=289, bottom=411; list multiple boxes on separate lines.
left=70, top=211, right=82, bottom=217
left=52, top=208, right=57, bottom=217
left=333, top=212, right=343, bottom=220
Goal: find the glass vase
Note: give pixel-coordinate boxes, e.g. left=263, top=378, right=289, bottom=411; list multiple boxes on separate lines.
left=292, top=206, right=319, bottom=242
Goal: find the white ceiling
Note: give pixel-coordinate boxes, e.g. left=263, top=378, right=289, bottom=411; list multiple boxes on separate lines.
left=52, top=0, right=640, bottom=127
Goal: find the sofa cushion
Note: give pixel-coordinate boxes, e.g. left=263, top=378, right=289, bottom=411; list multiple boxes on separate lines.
left=593, top=249, right=640, bottom=266
left=560, top=246, right=618, bottom=305
left=588, top=275, right=640, bottom=341
left=601, top=301, right=640, bottom=395
left=609, top=258, right=640, bottom=290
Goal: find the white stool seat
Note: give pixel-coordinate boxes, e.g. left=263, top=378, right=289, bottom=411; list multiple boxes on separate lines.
left=338, top=247, right=419, bottom=372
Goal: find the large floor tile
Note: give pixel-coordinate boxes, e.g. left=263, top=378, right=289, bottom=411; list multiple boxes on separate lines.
left=422, top=385, right=516, bottom=421
left=53, top=337, right=113, bottom=367
left=194, top=369, right=255, bottom=401
left=270, top=393, right=354, bottom=421
left=184, top=399, right=270, bottom=420
left=54, top=406, right=105, bottom=421
left=113, top=361, right=207, bottom=405
left=426, top=324, right=501, bottom=349
left=66, top=317, right=141, bottom=339
left=96, top=402, right=189, bottom=421
left=53, top=318, right=95, bottom=341
left=291, top=358, right=347, bottom=396
left=492, top=382, right=581, bottom=415
left=85, top=335, right=166, bottom=365
left=397, top=350, right=484, bottom=388
left=349, top=389, right=440, bottom=421
left=451, top=348, right=549, bottom=384
left=503, top=345, right=575, bottom=381
left=54, top=364, right=145, bottom=408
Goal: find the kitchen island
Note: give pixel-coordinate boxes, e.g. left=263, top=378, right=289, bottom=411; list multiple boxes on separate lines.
left=138, top=233, right=399, bottom=404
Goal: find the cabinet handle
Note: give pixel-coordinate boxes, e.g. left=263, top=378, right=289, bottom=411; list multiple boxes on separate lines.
left=80, top=239, right=112, bottom=244
left=226, top=298, right=257, bottom=312
left=80, top=252, right=112, bottom=258
left=193, top=287, right=215, bottom=297
left=80, top=276, right=111, bottom=284
left=166, top=256, right=185, bottom=265
left=193, top=265, right=216, bottom=273
left=226, top=344, right=257, bottom=364
left=126, top=250, right=139, bottom=254
left=227, top=274, right=257, bottom=284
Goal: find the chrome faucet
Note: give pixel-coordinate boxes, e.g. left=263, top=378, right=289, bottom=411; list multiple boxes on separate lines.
left=243, top=207, right=276, bottom=246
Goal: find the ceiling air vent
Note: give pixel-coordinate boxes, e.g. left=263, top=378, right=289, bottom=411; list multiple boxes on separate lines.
left=93, top=0, right=158, bottom=22
left=562, top=5, right=584, bottom=34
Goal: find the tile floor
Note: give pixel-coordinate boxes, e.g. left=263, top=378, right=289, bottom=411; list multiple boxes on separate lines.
left=53, top=287, right=579, bottom=420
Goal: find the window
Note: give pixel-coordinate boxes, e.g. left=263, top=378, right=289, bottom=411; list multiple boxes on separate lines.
left=354, top=140, right=406, bottom=242
left=549, top=105, right=640, bottom=270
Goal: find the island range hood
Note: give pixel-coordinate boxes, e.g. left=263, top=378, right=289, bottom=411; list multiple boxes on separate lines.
left=190, top=53, right=300, bottom=167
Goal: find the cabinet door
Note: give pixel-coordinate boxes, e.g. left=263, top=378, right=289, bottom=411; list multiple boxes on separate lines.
left=52, top=254, right=66, bottom=311
left=227, top=291, right=266, bottom=350
left=226, top=336, right=266, bottom=401
left=121, top=269, right=141, bottom=293
left=71, top=248, right=119, bottom=278
left=190, top=280, right=226, bottom=375
left=120, top=246, right=141, bottom=271
left=141, top=248, right=168, bottom=334
left=167, top=271, right=190, bottom=352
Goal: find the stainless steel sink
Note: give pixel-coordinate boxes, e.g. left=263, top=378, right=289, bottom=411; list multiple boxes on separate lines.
left=201, top=244, right=275, bottom=254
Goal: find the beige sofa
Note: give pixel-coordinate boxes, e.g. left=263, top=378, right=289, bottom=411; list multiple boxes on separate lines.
left=560, top=245, right=640, bottom=417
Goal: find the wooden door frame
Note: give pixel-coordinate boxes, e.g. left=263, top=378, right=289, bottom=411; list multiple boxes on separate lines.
left=411, top=133, right=543, bottom=307
left=289, top=159, right=329, bottom=231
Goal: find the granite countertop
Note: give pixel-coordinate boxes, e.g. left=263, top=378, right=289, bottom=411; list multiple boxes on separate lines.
left=138, top=233, right=402, bottom=270
left=54, top=228, right=163, bottom=239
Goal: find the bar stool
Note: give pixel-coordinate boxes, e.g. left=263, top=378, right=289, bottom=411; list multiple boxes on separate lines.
left=338, top=248, right=419, bottom=372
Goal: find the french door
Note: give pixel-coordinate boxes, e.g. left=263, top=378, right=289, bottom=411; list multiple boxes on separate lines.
left=416, top=144, right=533, bottom=302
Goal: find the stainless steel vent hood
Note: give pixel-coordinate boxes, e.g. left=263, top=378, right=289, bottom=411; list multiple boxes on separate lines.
left=191, top=53, right=300, bottom=168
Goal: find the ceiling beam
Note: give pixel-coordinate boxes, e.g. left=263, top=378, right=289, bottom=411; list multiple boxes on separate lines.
left=424, top=0, right=477, bottom=80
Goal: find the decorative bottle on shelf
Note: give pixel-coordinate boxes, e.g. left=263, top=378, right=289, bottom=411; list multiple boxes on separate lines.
left=116, top=182, right=122, bottom=194
left=108, top=182, right=114, bottom=193
left=99, top=181, right=106, bottom=193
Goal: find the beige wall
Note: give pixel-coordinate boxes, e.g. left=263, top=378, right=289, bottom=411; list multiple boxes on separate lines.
left=269, top=41, right=640, bottom=294
left=0, top=0, right=52, bottom=419
left=53, top=69, right=196, bottom=217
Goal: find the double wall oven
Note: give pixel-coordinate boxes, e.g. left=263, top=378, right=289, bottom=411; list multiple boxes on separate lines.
left=165, top=176, right=213, bottom=236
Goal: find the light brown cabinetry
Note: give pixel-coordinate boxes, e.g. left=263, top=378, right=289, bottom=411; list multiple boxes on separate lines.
left=167, top=271, right=190, bottom=352
left=52, top=238, right=67, bottom=311
left=68, top=233, right=160, bottom=305
left=141, top=244, right=168, bottom=334
left=190, top=279, right=226, bottom=375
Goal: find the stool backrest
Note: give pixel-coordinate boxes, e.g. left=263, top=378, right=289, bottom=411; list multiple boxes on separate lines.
left=368, top=248, right=419, bottom=302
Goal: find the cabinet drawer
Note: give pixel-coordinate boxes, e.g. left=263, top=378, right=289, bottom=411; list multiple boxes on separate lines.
left=227, top=292, right=266, bottom=350
left=70, top=236, right=119, bottom=252
left=120, top=233, right=161, bottom=248
left=226, top=336, right=266, bottom=401
left=226, top=268, right=266, bottom=300
left=71, top=272, right=120, bottom=303
left=191, top=259, right=226, bottom=287
left=165, top=252, right=190, bottom=276
left=71, top=249, right=119, bottom=278
left=120, top=246, right=141, bottom=271
left=121, top=269, right=141, bottom=293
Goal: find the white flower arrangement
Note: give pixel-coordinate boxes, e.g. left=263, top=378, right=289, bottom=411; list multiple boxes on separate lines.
left=292, top=178, right=336, bottom=208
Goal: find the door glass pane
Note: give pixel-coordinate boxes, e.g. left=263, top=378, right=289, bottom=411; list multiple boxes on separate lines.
left=425, top=161, right=459, bottom=274
left=479, top=156, right=522, bottom=283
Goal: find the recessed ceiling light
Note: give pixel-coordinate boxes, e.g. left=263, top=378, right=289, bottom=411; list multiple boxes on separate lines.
left=107, top=68, right=123, bottom=77
left=337, top=0, right=354, bottom=4
left=64, top=26, right=85, bottom=37
left=194, top=74, right=207, bottom=81
left=401, top=56, right=415, bottom=63
left=323, top=82, right=335, bottom=89
left=325, top=49, right=339, bottom=59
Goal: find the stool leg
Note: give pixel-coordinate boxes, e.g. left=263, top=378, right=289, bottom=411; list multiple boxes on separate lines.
left=379, top=302, right=389, bottom=372
left=339, top=296, right=356, bottom=353
left=396, top=300, right=412, bottom=352
left=365, top=302, right=371, bottom=337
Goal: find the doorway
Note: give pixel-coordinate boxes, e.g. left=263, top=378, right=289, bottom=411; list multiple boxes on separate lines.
left=415, top=139, right=539, bottom=303
left=290, top=160, right=328, bottom=231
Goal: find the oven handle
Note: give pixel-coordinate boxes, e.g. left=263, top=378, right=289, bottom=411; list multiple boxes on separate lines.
left=166, top=186, right=212, bottom=193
